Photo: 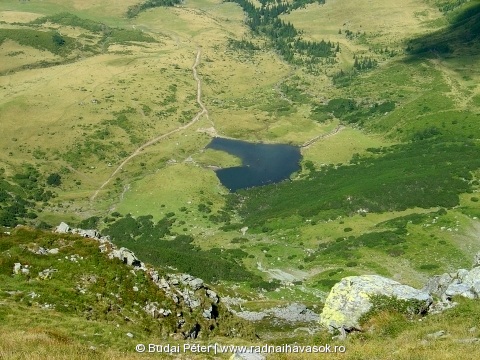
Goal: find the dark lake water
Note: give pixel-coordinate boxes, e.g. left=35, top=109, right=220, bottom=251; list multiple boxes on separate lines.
left=206, top=137, right=302, bottom=192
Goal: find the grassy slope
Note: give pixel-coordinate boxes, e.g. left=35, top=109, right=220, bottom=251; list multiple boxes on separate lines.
left=1, top=228, right=480, bottom=360
left=0, top=227, right=256, bottom=359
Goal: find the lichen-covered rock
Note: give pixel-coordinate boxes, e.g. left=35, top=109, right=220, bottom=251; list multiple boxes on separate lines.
left=320, top=275, right=431, bottom=331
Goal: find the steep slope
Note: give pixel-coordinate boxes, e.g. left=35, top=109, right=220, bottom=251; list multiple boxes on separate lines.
left=0, top=227, right=254, bottom=358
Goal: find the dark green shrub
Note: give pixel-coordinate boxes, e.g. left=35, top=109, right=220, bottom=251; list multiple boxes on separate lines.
left=46, top=173, right=62, bottom=187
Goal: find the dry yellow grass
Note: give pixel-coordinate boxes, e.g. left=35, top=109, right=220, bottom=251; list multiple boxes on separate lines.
left=282, top=0, right=441, bottom=45
left=0, top=10, right=43, bottom=23
left=0, top=39, right=58, bottom=72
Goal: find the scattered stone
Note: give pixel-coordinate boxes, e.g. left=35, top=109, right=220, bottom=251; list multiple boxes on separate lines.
left=469, top=327, right=477, bottom=333
left=455, top=338, right=480, bottom=344
left=236, top=310, right=267, bottom=321
left=5, top=290, right=22, bottom=296
left=426, top=330, right=447, bottom=339
left=31, top=247, right=49, bottom=255
left=144, top=302, right=161, bottom=318
left=38, top=268, right=58, bottom=280
left=68, top=254, right=82, bottom=263
left=270, top=303, right=318, bottom=323
left=126, top=332, right=134, bottom=338
left=428, top=300, right=458, bottom=314
left=235, top=303, right=319, bottom=323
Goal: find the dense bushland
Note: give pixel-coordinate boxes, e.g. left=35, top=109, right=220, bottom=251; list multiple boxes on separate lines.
left=0, top=166, right=57, bottom=228
left=229, top=139, right=480, bottom=229
left=104, top=214, right=265, bottom=284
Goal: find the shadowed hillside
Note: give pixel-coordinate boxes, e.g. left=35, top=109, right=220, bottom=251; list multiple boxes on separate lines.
left=406, top=1, right=480, bottom=57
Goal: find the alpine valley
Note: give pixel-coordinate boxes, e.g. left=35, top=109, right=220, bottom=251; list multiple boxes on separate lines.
left=1, top=0, right=480, bottom=359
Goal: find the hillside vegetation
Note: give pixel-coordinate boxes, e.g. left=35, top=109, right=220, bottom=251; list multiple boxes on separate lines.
left=1, top=0, right=480, bottom=357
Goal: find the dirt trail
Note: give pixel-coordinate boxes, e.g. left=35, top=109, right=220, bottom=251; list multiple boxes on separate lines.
left=301, top=125, right=345, bottom=148
left=90, top=49, right=208, bottom=201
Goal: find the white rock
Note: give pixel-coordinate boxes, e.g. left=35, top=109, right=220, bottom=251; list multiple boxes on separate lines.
left=13, top=263, right=21, bottom=275
left=55, top=222, right=70, bottom=233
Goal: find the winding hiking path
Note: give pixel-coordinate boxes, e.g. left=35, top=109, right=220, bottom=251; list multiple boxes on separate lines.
left=90, top=49, right=208, bottom=201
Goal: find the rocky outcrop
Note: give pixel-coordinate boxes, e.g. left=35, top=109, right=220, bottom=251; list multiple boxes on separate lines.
left=55, top=222, right=70, bottom=233
left=423, top=253, right=480, bottom=313
left=422, top=257, right=480, bottom=315
left=423, top=268, right=480, bottom=301
left=109, top=247, right=144, bottom=268
left=319, top=275, right=432, bottom=332
left=53, top=222, right=224, bottom=338
left=320, top=251, right=480, bottom=332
